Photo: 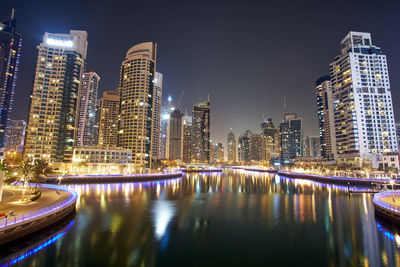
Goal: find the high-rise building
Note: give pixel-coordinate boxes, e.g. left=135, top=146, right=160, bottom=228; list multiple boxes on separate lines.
left=238, top=130, right=251, bottom=163
left=330, top=32, right=397, bottom=166
left=152, top=72, right=163, bottom=159
left=304, top=135, right=321, bottom=158
left=92, top=99, right=101, bottom=145
left=213, top=143, right=224, bottom=163
left=77, top=71, right=100, bottom=146
left=118, top=42, right=157, bottom=169
left=191, top=99, right=210, bottom=163
left=166, top=109, right=183, bottom=160
left=182, top=115, right=192, bottom=163
left=0, top=10, right=22, bottom=147
left=261, top=118, right=280, bottom=164
left=316, top=76, right=336, bottom=160
left=280, top=113, right=302, bottom=165
left=250, top=133, right=266, bottom=162
left=98, top=90, right=119, bottom=147
left=227, top=132, right=237, bottom=163
left=24, top=30, right=88, bottom=162
left=4, top=120, right=26, bottom=152
left=160, top=95, right=173, bottom=160
left=395, top=123, right=400, bottom=151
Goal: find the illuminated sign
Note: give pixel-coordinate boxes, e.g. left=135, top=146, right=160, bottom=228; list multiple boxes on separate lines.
left=46, top=38, right=74, bottom=48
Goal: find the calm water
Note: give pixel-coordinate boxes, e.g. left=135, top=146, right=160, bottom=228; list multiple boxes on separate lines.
left=1, top=169, right=400, bottom=266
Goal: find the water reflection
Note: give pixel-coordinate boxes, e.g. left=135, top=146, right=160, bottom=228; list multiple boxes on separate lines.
left=3, top=170, right=400, bottom=266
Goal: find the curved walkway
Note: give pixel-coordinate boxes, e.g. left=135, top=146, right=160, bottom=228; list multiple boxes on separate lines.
left=373, top=191, right=400, bottom=223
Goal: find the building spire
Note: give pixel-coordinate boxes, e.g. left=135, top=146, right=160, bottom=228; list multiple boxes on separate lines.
left=10, top=8, right=15, bottom=21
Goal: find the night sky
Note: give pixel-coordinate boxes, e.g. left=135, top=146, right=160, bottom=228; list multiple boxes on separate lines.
left=2, top=0, right=400, bottom=148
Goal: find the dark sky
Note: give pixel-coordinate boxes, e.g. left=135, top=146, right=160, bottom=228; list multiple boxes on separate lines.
left=2, top=0, right=400, bottom=148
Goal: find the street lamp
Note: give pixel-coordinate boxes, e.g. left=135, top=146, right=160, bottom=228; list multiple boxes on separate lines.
left=391, top=180, right=396, bottom=203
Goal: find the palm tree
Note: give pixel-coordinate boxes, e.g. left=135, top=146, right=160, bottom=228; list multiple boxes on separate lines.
left=16, top=161, right=34, bottom=188
left=32, top=160, right=55, bottom=190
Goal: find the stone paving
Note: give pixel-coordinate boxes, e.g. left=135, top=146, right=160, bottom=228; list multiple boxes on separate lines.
left=379, top=195, right=400, bottom=209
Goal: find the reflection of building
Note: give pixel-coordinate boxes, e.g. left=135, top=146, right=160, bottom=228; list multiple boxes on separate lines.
left=238, top=130, right=251, bottom=163
left=261, top=119, right=280, bottom=163
left=77, top=72, right=100, bottom=146
left=280, top=113, right=302, bottom=164
left=118, top=42, right=157, bottom=168
left=316, top=76, right=336, bottom=160
left=330, top=32, right=397, bottom=167
left=0, top=11, right=22, bottom=148
left=72, top=146, right=132, bottom=163
left=182, top=115, right=192, bottom=163
left=191, top=99, right=210, bottom=163
left=304, top=136, right=321, bottom=158
left=227, top=132, right=237, bottom=163
left=166, top=109, right=183, bottom=160
left=98, top=90, right=119, bottom=147
left=152, top=72, right=163, bottom=159
left=24, top=30, right=88, bottom=162
left=4, top=120, right=26, bottom=152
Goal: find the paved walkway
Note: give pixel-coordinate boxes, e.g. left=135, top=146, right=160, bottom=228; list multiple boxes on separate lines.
left=0, top=186, right=70, bottom=217
left=379, top=195, right=400, bottom=209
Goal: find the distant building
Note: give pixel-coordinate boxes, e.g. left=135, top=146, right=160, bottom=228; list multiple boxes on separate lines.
left=238, top=130, right=251, bottom=163
left=77, top=71, right=100, bottom=146
left=98, top=90, right=119, bottom=147
left=215, top=143, right=224, bottom=163
left=261, top=118, right=280, bottom=163
left=191, top=99, right=210, bottom=163
left=160, top=95, right=174, bottom=160
left=24, top=30, right=88, bottom=162
left=250, top=133, right=265, bottom=162
left=4, top=120, right=26, bottom=152
left=227, top=132, right=237, bottom=163
left=166, top=109, right=183, bottom=160
left=182, top=115, right=192, bottom=163
left=118, top=42, right=157, bottom=168
left=304, top=136, right=321, bottom=158
left=330, top=32, right=397, bottom=167
left=152, top=72, right=163, bottom=159
left=0, top=10, right=22, bottom=148
left=92, top=99, right=101, bottom=145
left=280, top=113, right=302, bottom=165
left=72, top=146, right=132, bottom=164
left=315, top=76, right=336, bottom=160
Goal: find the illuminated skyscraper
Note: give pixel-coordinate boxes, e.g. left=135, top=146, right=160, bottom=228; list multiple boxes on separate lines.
left=227, top=132, right=237, bottom=163
left=330, top=32, right=397, bottom=166
left=250, top=133, right=265, bottom=162
left=0, top=10, right=22, bottom=147
left=118, top=42, right=157, bottom=169
left=304, top=135, right=321, bottom=158
left=280, top=113, right=302, bottom=165
left=166, top=109, right=183, bottom=160
left=191, top=99, right=210, bottom=163
left=238, top=130, right=251, bottom=163
left=182, top=115, right=192, bottom=163
left=151, top=72, right=162, bottom=159
left=4, top=120, right=26, bottom=152
left=261, top=118, right=280, bottom=164
left=77, top=71, right=100, bottom=146
left=24, top=30, right=87, bottom=162
left=160, top=95, right=173, bottom=160
left=98, top=90, right=119, bottom=147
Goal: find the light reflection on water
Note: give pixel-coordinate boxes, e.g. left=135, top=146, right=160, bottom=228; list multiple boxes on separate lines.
left=2, top=169, right=400, bottom=266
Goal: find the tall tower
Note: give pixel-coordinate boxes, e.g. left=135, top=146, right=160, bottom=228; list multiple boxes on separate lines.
left=160, top=95, right=173, bottom=160
left=315, top=76, right=336, bottom=160
left=118, top=42, right=157, bottom=169
left=238, top=130, right=251, bottom=163
left=151, top=72, right=163, bottom=159
left=166, top=109, right=183, bottom=160
left=330, top=32, right=397, bottom=166
left=279, top=113, right=302, bottom=165
left=77, top=71, right=100, bottom=146
left=261, top=118, right=280, bottom=164
left=98, top=90, right=119, bottom=147
left=4, top=120, right=26, bottom=152
left=0, top=10, right=22, bottom=147
left=24, top=30, right=87, bottom=162
left=227, top=132, right=237, bottom=163
left=191, top=99, right=210, bottom=163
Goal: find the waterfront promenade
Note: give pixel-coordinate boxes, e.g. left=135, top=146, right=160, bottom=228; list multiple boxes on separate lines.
left=373, top=191, right=400, bottom=223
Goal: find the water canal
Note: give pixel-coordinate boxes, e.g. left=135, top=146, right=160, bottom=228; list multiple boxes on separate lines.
left=1, top=169, right=400, bottom=266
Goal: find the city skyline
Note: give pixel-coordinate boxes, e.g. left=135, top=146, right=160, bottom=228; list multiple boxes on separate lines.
left=2, top=1, right=400, bottom=150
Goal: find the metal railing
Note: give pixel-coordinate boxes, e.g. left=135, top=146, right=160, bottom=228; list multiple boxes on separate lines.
left=373, top=191, right=400, bottom=215
left=0, top=184, right=77, bottom=229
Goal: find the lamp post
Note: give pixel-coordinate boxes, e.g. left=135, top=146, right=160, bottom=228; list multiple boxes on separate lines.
left=391, top=180, right=396, bottom=203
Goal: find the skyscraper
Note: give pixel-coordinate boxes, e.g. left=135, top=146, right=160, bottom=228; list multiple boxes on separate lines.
left=4, top=120, right=26, bottom=152
left=182, top=115, right=192, bottom=163
left=238, top=130, right=251, bottom=163
left=315, top=76, right=336, bottom=160
left=160, top=95, right=173, bottom=160
left=77, top=71, right=100, bottom=146
left=280, top=113, right=302, bottom=165
left=118, top=42, right=157, bottom=169
left=24, top=30, right=87, bottom=162
left=0, top=10, right=22, bottom=147
left=214, top=143, right=224, bottom=163
left=304, top=135, right=321, bottom=158
left=227, top=132, right=237, bottom=163
left=191, top=99, right=210, bottom=163
left=250, top=133, right=266, bottom=162
left=151, top=72, right=163, bottom=159
left=166, top=109, right=183, bottom=160
left=261, top=118, right=280, bottom=164
left=92, top=99, right=101, bottom=146
left=98, top=90, right=119, bottom=147
left=330, top=32, right=397, bottom=166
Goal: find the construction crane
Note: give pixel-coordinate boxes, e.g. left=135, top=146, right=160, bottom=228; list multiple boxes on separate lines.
left=174, top=90, right=185, bottom=110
